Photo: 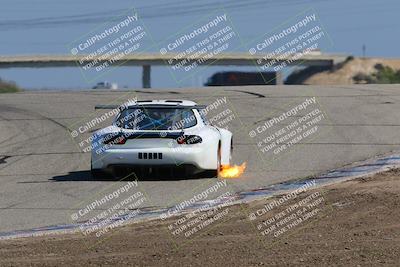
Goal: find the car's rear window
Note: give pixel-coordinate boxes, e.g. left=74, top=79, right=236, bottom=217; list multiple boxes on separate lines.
left=116, top=107, right=197, bottom=130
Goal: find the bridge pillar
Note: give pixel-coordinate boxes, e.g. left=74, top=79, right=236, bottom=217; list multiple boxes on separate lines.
left=276, top=71, right=284, bottom=85
left=142, top=65, right=151, bottom=88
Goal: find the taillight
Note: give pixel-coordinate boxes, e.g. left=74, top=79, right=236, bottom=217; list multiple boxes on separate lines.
left=103, top=135, right=126, bottom=145
left=177, top=135, right=202, bottom=145
left=114, top=136, right=127, bottom=145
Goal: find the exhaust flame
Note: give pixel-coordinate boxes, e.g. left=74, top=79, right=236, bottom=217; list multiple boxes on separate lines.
left=220, top=162, right=247, bottom=178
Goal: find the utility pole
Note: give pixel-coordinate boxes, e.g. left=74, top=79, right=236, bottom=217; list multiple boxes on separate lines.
left=362, top=44, right=366, bottom=58
left=142, top=65, right=151, bottom=88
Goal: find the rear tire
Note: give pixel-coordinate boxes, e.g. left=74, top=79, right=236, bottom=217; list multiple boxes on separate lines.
left=209, top=145, right=221, bottom=178
left=229, top=139, right=233, bottom=164
left=202, top=144, right=221, bottom=178
left=91, top=159, right=106, bottom=179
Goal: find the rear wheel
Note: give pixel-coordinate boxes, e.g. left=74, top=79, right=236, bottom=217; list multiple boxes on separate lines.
left=202, top=145, right=221, bottom=178
left=230, top=139, right=233, bottom=164
left=217, top=146, right=222, bottom=177
left=91, top=159, right=106, bottom=179
left=210, top=145, right=222, bottom=178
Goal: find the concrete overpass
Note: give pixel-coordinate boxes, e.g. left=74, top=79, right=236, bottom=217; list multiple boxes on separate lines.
left=0, top=53, right=349, bottom=88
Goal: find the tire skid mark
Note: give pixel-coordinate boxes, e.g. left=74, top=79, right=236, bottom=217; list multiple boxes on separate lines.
left=0, top=104, right=81, bottom=172
left=226, top=89, right=266, bottom=98
left=0, top=155, right=11, bottom=164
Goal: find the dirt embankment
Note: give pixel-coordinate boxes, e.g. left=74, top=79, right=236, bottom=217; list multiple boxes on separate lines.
left=287, top=57, right=400, bottom=85
left=1, top=170, right=399, bottom=266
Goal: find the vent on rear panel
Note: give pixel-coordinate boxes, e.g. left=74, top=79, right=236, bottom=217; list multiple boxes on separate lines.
left=138, top=152, right=163, bottom=160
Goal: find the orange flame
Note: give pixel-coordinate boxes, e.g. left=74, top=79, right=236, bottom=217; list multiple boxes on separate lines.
left=220, top=162, right=247, bottom=178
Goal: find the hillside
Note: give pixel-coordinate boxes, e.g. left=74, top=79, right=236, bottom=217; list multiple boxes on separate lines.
left=287, top=57, right=400, bottom=85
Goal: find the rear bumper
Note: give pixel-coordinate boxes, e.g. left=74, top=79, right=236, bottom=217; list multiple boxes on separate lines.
left=91, top=145, right=216, bottom=171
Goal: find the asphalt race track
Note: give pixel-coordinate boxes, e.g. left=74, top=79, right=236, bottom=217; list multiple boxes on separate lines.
left=1, top=84, right=400, bottom=233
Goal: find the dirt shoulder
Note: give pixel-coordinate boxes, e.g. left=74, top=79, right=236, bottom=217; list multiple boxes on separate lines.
left=1, top=170, right=400, bottom=266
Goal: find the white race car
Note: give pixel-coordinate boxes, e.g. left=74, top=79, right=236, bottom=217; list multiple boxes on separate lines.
left=91, top=100, right=232, bottom=179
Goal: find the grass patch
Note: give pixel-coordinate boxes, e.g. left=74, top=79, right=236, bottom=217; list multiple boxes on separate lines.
left=354, top=64, right=400, bottom=84
left=0, top=79, right=21, bottom=93
left=372, top=64, right=400, bottom=83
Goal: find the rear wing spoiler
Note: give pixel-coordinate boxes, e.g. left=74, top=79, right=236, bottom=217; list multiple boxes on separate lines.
left=95, top=104, right=207, bottom=110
